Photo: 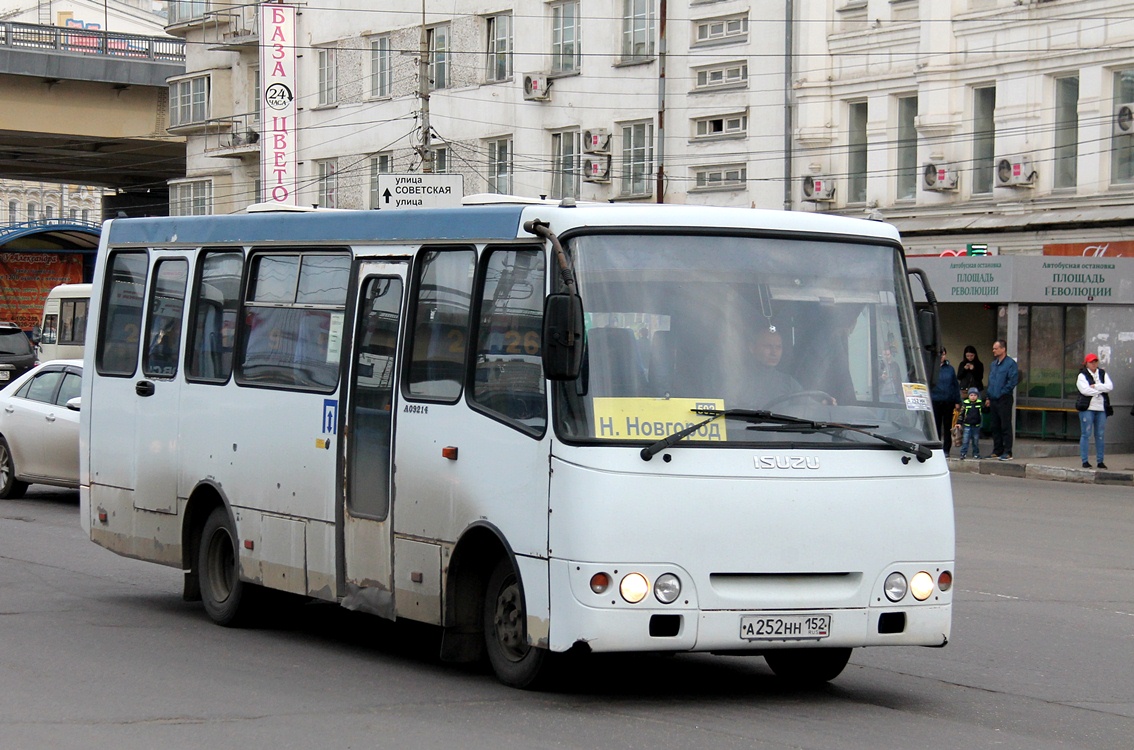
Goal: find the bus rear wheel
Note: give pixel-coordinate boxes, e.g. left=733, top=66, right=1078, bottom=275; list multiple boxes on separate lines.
left=0, top=437, right=29, bottom=499
left=483, top=558, right=547, bottom=689
left=764, top=647, right=852, bottom=686
left=199, top=506, right=253, bottom=626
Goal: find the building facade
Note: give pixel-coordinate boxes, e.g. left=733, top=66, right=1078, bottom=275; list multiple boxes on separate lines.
left=793, top=0, right=1134, bottom=448
left=165, top=0, right=1133, bottom=447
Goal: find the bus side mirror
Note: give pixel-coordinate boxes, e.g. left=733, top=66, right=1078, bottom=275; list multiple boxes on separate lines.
left=917, top=308, right=941, bottom=386
left=542, top=293, right=584, bottom=380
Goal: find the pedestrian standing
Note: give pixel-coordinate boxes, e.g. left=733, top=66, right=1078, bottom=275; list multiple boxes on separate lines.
left=958, top=387, right=984, bottom=459
left=985, top=340, right=1019, bottom=461
left=957, top=345, right=985, bottom=392
left=1075, top=353, right=1114, bottom=469
left=931, top=348, right=961, bottom=457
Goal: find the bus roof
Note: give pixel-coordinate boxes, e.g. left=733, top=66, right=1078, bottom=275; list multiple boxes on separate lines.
left=103, top=204, right=901, bottom=248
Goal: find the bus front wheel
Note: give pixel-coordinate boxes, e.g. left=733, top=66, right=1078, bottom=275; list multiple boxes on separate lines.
left=199, top=506, right=252, bottom=627
left=483, top=558, right=547, bottom=689
left=764, top=647, right=852, bottom=686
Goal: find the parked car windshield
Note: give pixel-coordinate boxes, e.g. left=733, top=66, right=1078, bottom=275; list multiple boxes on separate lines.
left=552, top=232, right=935, bottom=448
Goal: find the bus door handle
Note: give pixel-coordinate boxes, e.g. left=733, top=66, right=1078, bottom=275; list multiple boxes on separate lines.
left=135, top=380, right=155, bottom=397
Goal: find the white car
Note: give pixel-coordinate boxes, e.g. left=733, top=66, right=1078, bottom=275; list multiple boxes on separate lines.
left=0, top=360, right=83, bottom=498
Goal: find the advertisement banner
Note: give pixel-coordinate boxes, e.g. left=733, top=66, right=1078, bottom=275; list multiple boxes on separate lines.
left=0, top=253, right=84, bottom=329
left=260, top=2, right=298, bottom=205
left=1043, top=241, right=1134, bottom=257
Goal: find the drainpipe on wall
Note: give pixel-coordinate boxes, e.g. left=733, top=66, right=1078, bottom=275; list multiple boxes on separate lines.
left=783, top=0, right=795, bottom=211
left=655, top=0, right=667, bottom=203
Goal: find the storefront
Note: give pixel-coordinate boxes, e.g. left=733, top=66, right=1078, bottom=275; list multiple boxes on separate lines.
left=908, top=246, right=1133, bottom=451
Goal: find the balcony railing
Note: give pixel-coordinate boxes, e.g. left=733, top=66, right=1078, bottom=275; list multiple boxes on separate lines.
left=202, top=112, right=262, bottom=157
left=0, top=21, right=185, bottom=62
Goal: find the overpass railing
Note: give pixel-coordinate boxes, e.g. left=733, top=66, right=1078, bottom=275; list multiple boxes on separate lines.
left=0, top=21, right=185, bottom=62
left=0, top=218, right=103, bottom=244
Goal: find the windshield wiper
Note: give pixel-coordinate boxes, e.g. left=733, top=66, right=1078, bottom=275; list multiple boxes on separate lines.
left=639, top=408, right=932, bottom=463
left=731, top=410, right=932, bottom=462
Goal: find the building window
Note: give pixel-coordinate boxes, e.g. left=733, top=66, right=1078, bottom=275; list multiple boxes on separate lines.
left=848, top=100, right=868, bottom=204
left=693, top=15, right=748, bottom=45
left=168, top=0, right=207, bottom=25
left=45, top=205, right=54, bottom=219
left=973, top=85, right=996, bottom=194
left=621, top=0, right=654, bottom=61
left=1112, top=70, right=1134, bottom=185
left=551, top=130, right=581, bottom=199
left=82, top=209, right=90, bottom=222
left=488, top=138, right=513, bottom=194
left=370, top=154, right=391, bottom=208
left=897, top=95, right=918, bottom=200
left=621, top=121, right=653, bottom=196
left=28, top=202, right=37, bottom=220
left=170, top=179, right=213, bottom=216
left=8, top=201, right=16, bottom=222
left=1053, top=76, right=1079, bottom=190
left=693, top=164, right=746, bottom=190
left=317, top=160, right=338, bottom=208
left=371, top=36, right=392, bottom=97
left=551, top=2, right=581, bottom=74
left=169, top=75, right=209, bottom=127
left=694, top=113, right=747, bottom=138
left=69, top=208, right=78, bottom=220
left=428, top=25, right=450, bottom=90
left=694, top=62, right=747, bottom=91
left=318, top=48, right=337, bottom=106
left=486, top=14, right=513, bottom=82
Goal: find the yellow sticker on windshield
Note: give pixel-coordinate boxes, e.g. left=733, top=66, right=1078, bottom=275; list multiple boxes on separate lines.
left=592, top=398, right=728, bottom=441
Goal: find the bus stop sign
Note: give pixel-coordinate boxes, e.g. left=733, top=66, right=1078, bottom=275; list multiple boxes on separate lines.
left=376, top=174, right=464, bottom=209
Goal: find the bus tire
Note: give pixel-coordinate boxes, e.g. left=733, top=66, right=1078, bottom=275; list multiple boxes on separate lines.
left=0, top=437, right=29, bottom=499
left=199, top=506, right=253, bottom=627
left=764, top=647, right=852, bottom=686
left=483, top=557, right=547, bottom=689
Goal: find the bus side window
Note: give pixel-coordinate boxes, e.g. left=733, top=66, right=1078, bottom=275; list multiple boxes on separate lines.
left=186, top=251, right=243, bottom=383
left=95, top=252, right=148, bottom=377
left=405, top=248, right=476, bottom=401
left=143, top=259, right=189, bottom=379
left=236, top=251, right=350, bottom=391
left=40, top=314, right=58, bottom=345
left=470, top=247, right=546, bottom=432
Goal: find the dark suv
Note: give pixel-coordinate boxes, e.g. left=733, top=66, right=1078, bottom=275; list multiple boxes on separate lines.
left=0, top=323, right=35, bottom=386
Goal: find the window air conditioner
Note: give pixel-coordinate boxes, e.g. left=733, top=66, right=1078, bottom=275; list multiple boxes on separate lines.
left=583, top=156, right=611, bottom=183
left=922, top=162, right=959, bottom=191
left=522, top=74, right=550, bottom=101
left=1114, top=102, right=1134, bottom=136
left=582, top=128, right=611, bottom=154
left=993, top=155, right=1035, bottom=188
left=801, top=175, right=835, bottom=202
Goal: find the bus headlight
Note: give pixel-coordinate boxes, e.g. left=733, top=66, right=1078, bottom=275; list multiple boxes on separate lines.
left=910, top=571, right=935, bottom=601
left=619, top=572, right=650, bottom=603
left=653, top=573, right=681, bottom=604
left=884, top=572, right=908, bottom=602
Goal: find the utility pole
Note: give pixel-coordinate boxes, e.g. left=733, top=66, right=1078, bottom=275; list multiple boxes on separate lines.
left=418, top=0, right=433, bottom=173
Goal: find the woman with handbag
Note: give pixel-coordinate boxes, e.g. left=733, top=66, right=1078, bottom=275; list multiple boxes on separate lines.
left=1076, top=353, right=1114, bottom=469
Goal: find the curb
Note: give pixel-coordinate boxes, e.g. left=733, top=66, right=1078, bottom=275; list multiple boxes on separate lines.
left=947, top=457, right=1134, bottom=486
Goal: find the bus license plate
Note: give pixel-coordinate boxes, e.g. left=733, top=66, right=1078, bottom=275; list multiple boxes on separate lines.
left=740, top=614, right=831, bottom=641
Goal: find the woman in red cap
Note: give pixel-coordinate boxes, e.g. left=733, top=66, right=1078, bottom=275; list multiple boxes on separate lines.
left=1075, top=352, right=1114, bottom=469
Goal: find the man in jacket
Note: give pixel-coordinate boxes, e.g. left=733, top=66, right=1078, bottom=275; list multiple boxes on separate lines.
left=985, top=339, right=1019, bottom=461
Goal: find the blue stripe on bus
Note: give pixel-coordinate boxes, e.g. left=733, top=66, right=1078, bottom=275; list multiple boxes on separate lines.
left=105, top=206, right=528, bottom=246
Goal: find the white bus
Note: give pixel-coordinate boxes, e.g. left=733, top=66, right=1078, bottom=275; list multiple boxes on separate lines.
left=36, top=283, right=91, bottom=362
left=80, top=202, right=954, bottom=688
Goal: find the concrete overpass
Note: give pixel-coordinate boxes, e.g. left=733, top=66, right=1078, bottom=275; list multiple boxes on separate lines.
left=0, top=21, right=185, bottom=190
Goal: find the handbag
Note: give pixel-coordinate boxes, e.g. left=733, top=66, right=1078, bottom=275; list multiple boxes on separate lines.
left=1104, top=393, right=1113, bottom=417
left=1075, top=393, right=1091, bottom=412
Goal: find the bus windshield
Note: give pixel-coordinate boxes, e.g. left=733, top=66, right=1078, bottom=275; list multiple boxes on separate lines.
left=553, top=232, right=935, bottom=448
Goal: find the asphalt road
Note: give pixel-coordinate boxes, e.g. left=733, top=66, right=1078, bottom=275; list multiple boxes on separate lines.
left=1, top=476, right=1131, bottom=750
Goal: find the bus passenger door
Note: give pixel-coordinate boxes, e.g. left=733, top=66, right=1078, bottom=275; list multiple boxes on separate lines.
left=133, top=258, right=189, bottom=514
left=341, top=262, right=406, bottom=615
